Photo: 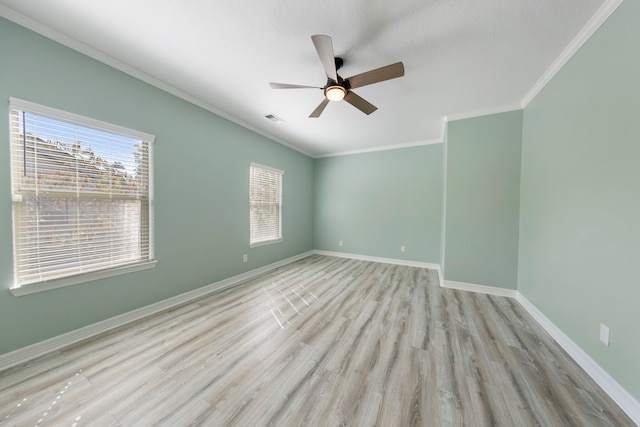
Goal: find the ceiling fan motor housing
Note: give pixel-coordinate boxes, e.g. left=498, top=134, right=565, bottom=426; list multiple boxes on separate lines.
left=324, top=58, right=350, bottom=101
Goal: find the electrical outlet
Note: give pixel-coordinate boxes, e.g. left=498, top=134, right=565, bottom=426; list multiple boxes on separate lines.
left=599, top=323, right=610, bottom=346
left=400, top=245, right=406, bottom=253
left=243, top=254, right=248, bottom=263
left=339, top=240, right=343, bottom=247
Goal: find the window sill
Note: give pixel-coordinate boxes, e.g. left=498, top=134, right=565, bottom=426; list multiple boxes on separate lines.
left=9, top=260, right=158, bottom=297
left=250, top=238, right=283, bottom=248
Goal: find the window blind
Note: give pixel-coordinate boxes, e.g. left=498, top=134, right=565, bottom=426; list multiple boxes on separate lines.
left=249, top=163, right=283, bottom=246
left=8, top=98, right=154, bottom=288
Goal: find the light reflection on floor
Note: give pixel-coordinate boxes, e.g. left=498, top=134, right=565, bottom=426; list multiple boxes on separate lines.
left=263, top=277, right=321, bottom=329
left=3, top=370, right=85, bottom=426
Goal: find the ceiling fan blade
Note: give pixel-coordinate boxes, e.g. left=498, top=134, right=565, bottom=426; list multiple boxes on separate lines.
left=311, top=34, right=338, bottom=82
left=344, top=91, right=377, bottom=115
left=270, top=82, right=321, bottom=89
left=346, top=62, right=405, bottom=89
left=309, top=98, right=330, bottom=118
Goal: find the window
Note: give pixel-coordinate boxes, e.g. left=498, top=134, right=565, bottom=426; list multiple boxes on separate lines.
left=8, top=98, right=156, bottom=295
left=249, top=163, right=283, bottom=247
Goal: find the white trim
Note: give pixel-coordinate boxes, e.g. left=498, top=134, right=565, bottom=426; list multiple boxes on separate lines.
left=10, top=261, right=158, bottom=297
left=516, top=292, right=640, bottom=425
left=520, top=0, right=624, bottom=107
left=313, top=250, right=440, bottom=271
left=249, top=163, right=284, bottom=247
left=435, top=264, right=444, bottom=287
left=249, top=238, right=284, bottom=248
left=316, top=138, right=443, bottom=159
left=8, top=100, right=156, bottom=295
left=444, top=104, right=523, bottom=123
left=249, top=162, right=284, bottom=176
left=313, top=250, right=444, bottom=286
left=440, top=122, right=448, bottom=278
left=443, top=279, right=518, bottom=298
left=9, top=97, right=155, bottom=142
left=0, top=4, right=314, bottom=159
left=0, top=251, right=314, bottom=372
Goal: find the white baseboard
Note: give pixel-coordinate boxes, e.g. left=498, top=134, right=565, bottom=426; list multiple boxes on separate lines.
left=435, top=265, right=444, bottom=287
left=516, top=292, right=640, bottom=425
left=442, top=279, right=518, bottom=298
left=0, top=251, right=314, bottom=372
left=439, top=278, right=639, bottom=423
left=312, top=250, right=441, bottom=271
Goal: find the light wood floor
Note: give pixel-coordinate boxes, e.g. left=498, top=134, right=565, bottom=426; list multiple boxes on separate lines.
left=0, top=255, right=633, bottom=426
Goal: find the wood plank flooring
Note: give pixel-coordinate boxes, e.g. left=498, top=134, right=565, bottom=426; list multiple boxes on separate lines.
left=0, top=255, right=634, bottom=426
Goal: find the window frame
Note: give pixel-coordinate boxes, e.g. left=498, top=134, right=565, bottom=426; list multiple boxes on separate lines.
left=249, top=163, right=284, bottom=248
left=8, top=97, right=157, bottom=296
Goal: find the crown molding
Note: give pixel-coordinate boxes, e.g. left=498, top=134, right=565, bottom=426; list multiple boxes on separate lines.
left=445, top=104, right=523, bottom=123
left=315, top=138, right=443, bottom=158
left=520, top=0, right=624, bottom=107
left=0, top=5, right=314, bottom=159
left=316, top=116, right=449, bottom=158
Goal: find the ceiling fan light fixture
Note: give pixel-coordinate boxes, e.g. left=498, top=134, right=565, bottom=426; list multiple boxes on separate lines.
left=325, top=85, right=346, bottom=101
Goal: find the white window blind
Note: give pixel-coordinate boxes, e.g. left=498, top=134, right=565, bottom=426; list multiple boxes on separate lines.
left=249, top=163, right=283, bottom=246
left=8, top=98, right=155, bottom=290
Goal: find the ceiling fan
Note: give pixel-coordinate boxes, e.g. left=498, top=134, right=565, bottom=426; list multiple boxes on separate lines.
left=269, top=35, right=405, bottom=118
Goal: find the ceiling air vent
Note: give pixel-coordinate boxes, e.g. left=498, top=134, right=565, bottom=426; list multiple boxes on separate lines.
left=265, top=114, right=284, bottom=124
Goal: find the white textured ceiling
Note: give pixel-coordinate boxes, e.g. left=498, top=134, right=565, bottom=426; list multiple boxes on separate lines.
left=0, top=0, right=610, bottom=157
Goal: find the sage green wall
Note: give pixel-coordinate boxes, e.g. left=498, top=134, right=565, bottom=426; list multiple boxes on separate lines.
left=0, top=18, right=314, bottom=354
left=444, top=111, right=523, bottom=289
left=313, top=145, right=443, bottom=264
left=519, top=0, right=640, bottom=400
